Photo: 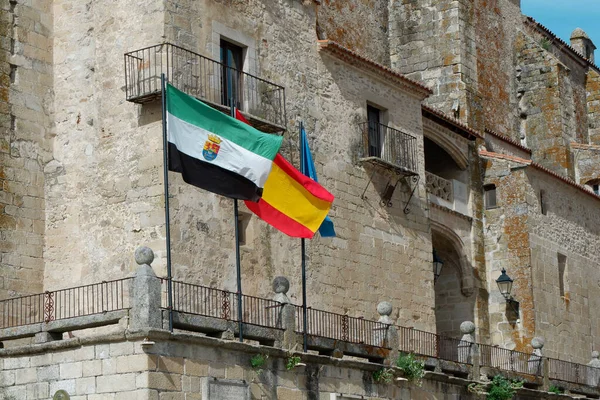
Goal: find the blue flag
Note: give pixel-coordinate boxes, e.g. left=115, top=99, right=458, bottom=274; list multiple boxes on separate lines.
left=300, top=127, right=336, bottom=237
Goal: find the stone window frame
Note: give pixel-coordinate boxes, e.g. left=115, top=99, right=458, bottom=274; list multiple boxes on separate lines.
left=484, top=184, right=497, bottom=209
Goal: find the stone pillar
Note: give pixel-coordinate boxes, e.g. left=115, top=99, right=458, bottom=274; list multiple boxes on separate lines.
left=272, top=276, right=297, bottom=349
left=528, top=337, right=544, bottom=376
left=129, top=247, right=162, bottom=330
left=457, top=321, right=479, bottom=379
left=587, top=351, right=600, bottom=387
left=458, top=321, right=475, bottom=363
left=375, top=301, right=399, bottom=366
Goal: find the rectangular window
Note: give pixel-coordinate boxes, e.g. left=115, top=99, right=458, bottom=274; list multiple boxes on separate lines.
left=484, top=184, right=497, bottom=209
left=237, top=213, right=250, bottom=246
left=540, top=190, right=547, bottom=215
left=367, top=105, right=382, bottom=157
left=558, top=253, right=567, bottom=297
left=220, top=40, right=244, bottom=109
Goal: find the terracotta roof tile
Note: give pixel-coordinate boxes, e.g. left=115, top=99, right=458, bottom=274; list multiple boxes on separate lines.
left=571, top=142, right=600, bottom=151
left=421, top=105, right=483, bottom=140
left=484, top=128, right=533, bottom=154
left=317, top=40, right=433, bottom=98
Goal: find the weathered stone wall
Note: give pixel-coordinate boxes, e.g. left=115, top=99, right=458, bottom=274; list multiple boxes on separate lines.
left=473, top=0, right=522, bottom=134
left=482, top=157, right=534, bottom=352
left=0, top=0, right=52, bottom=298
left=317, top=0, right=390, bottom=65
left=526, top=168, right=600, bottom=363
left=573, top=143, right=600, bottom=186
left=43, top=0, right=168, bottom=288
left=483, top=153, right=600, bottom=363
left=514, top=31, right=569, bottom=175
left=390, top=0, right=476, bottom=123
left=588, top=69, right=600, bottom=144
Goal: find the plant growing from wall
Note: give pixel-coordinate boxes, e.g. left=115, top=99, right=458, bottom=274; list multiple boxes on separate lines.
left=250, top=353, right=268, bottom=375
left=540, top=37, right=551, bottom=51
left=468, top=375, right=524, bottom=400
left=373, top=367, right=395, bottom=384
left=286, top=355, right=302, bottom=370
left=396, top=352, right=425, bottom=385
left=548, top=385, right=563, bottom=394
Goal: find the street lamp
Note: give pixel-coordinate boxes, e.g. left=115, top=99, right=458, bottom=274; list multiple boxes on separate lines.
left=433, top=250, right=444, bottom=283
left=496, top=268, right=519, bottom=317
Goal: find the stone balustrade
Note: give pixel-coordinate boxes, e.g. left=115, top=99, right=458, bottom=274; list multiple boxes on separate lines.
left=1, top=246, right=600, bottom=396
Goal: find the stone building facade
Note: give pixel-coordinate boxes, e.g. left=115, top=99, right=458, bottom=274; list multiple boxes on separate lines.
left=1, top=0, right=600, bottom=389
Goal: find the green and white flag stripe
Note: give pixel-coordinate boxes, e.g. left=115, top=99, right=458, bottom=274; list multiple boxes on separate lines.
left=166, top=84, right=283, bottom=188
left=167, top=84, right=282, bottom=186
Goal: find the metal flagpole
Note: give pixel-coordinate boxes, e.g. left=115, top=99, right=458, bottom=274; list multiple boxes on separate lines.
left=300, top=122, right=308, bottom=353
left=161, top=73, right=174, bottom=332
left=231, top=101, right=243, bottom=343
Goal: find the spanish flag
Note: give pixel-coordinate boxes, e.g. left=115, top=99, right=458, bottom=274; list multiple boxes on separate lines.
left=237, top=112, right=334, bottom=238
left=244, top=153, right=334, bottom=238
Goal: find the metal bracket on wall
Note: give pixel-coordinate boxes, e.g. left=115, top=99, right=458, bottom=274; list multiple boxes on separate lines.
left=403, top=174, right=420, bottom=214
left=360, top=170, right=419, bottom=214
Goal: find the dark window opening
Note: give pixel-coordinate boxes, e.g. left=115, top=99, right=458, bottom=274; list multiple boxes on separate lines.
left=558, top=253, right=567, bottom=297
left=484, top=184, right=497, bottom=209
left=540, top=189, right=547, bottom=215
left=237, top=213, right=250, bottom=246
left=220, top=40, right=244, bottom=109
left=367, top=105, right=382, bottom=157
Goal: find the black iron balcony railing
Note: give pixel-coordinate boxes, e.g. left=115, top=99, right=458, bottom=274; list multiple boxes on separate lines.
left=358, top=122, right=418, bottom=174
left=124, top=43, right=286, bottom=132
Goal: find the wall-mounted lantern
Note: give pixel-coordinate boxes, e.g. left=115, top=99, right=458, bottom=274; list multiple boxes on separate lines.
left=433, top=250, right=444, bottom=284
left=496, top=268, right=519, bottom=317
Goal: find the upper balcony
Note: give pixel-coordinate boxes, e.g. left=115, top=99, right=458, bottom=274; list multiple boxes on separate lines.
left=357, top=122, right=418, bottom=176
left=124, top=43, right=286, bottom=133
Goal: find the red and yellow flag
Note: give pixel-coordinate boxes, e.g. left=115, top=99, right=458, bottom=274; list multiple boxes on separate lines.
left=236, top=110, right=334, bottom=238
left=244, top=153, right=334, bottom=238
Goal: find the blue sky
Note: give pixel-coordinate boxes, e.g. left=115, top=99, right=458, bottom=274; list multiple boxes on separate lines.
left=521, top=0, right=600, bottom=46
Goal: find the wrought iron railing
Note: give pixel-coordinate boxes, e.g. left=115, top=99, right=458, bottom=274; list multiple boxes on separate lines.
left=358, top=122, right=418, bottom=173
left=425, top=171, right=454, bottom=202
left=167, top=280, right=283, bottom=329
left=124, top=43, right=286, bottom=131
left=548, top=357, right=598, bottom=385
left=0, top=278, right=132, bottom=328
left=479, top=344, right=537, bottom=375
left=296, top=306, right=390, bottom=347
left=4, top=277, right=600, bottom=388
left=397, top=326, right=473, bottom=364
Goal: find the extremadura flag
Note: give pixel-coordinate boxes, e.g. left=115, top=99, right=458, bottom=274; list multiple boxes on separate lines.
left=166, top=84, right=283, bottom=202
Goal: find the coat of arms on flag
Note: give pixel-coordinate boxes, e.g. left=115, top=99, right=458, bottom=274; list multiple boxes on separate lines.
left=202, top=134, right=222, bottom=161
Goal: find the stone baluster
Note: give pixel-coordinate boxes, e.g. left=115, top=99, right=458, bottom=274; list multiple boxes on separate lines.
left=458, top=321, right=475, bottom=363
left=272, top=276, right=297, bottom=350
left=457, top=321, right=479, bottom=378
left=130, top=246, right=162, bottom=330
left=375, top=301, right=399, bottom=366
left=528, top=337, right=544, bottom=376
left=587, top=351, right=600, bottom=387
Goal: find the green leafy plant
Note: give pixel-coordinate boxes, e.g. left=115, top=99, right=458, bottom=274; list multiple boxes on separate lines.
left=548, top=385, right=563, bottom=394
left=468, top=375, right=524, bottom=400
left=286, top=355, right=302, bottom=370
left=540, top=37, right=551, bottom=51
left=396, top=353, right=425, bottom=385
left=373, top=367, right=394, bottom=384
left=250, top=353, right=268, bottom=375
